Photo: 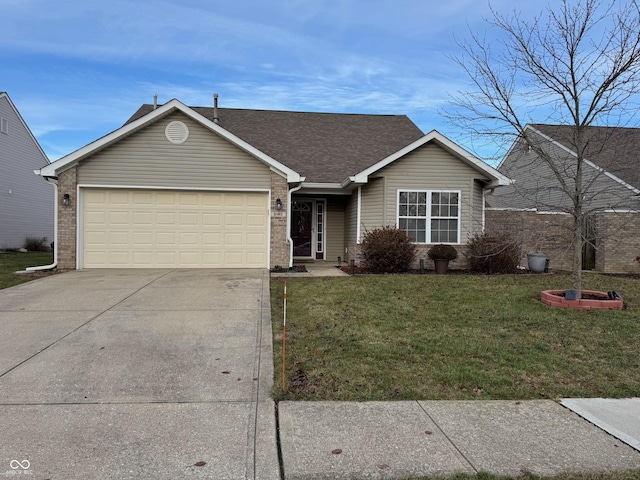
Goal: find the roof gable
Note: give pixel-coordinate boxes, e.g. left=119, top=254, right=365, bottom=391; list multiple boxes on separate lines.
left=40, top=99, right=302, bottom=182
left=351, top=130, right=511, bottom=188
left=127, top=104, right=425, bottom=184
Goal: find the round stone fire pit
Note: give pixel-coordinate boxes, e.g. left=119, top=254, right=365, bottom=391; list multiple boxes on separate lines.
left=540, top=290, right=623, bottom=311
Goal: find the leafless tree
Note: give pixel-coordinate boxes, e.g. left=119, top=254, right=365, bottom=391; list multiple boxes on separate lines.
left=447, top=0, right=640, bottom=297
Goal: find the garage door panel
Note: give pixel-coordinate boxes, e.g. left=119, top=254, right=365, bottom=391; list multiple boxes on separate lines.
left=224, top=195, right=244, bottom=207
left=156, top=192, right=177, bottom=205
left=83, top=189, right=268, bottom=268
left=133, top=232, right=152, bottom=245
left=179, top=232, right=198, bottom=245
left=156, top=251, right=177, bottom=266
left=156, top=212, right=176, bottom=224
left=224, top=213, right=244, bottom=227
left=202, top=194, right=222, bottom=207
left=179, top=193, right=199, bottom=206
left=202, top=232, right=221, bottom=246
left=133, top=192, right=153, bottom=204
left=202, top=252, right=222, bottom=266
left=109, top=231, right=130, bottom=245
left=247, top=233, right=266, bottom=246
left=109, top=211, right=129, bottom=225
left=202, top=213, right=221, bottom=226
left=156, top=232, right=177, bottom=245
left=108, top=251, right=130, bottom=266
left=109, top=192, right=130, bottom=204
left=85, top=211, right=105, bottom=224
left=247, top=214, right=266, bottom=227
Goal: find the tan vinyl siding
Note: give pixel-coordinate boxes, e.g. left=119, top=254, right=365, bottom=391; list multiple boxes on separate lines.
left=345, top=191, right=358, bottom=244
left=472, top=180, right=484, bottom=236
left=326, top=197, right=346, bottom=261
left=360, top=177, right=385, bottom=233
left=77, top=112, right=271, bottom=189
left=365, top=143, right=490, bottom=243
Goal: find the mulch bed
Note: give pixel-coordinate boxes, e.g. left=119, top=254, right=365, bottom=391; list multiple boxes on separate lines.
left=270, top=265, right=308, bottom=273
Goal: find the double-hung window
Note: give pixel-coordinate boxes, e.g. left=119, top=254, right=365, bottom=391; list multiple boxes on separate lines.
left=398, top=190, right=460, bottom=243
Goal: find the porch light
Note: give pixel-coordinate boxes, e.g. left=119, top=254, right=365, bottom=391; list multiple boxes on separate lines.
left=62, top=193, right=71, bottom=206
left=276, top=198, right=283, bottom=210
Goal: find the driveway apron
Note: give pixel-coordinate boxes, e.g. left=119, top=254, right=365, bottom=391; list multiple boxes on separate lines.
left=0, top=269, right=278, bottom=480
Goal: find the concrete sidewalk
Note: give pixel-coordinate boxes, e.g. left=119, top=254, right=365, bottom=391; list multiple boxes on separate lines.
left=271, top=262, right=348, bottom=277
left=562, top=398, right=640, bottom=452
left=278, top=400, right=640, bottom=479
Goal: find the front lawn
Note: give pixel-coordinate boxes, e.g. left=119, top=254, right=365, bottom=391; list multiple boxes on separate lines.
left=271, top=272, right=640, bottom=401
left=0, top=251, right=55, bottom=290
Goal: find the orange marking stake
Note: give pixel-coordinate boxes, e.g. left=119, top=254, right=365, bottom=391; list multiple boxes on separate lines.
left=282, top=280, right=287, bottom=392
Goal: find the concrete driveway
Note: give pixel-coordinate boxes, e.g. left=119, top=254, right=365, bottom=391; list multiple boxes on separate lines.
left=0, top=269, right=278, bottom=480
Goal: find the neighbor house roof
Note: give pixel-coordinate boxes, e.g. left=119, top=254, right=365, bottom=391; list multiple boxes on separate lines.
left=530, top=124, right=640, bottom=190
left=126, top=104, right=426, bottom=184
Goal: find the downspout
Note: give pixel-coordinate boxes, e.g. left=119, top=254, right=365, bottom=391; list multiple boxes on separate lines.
left=286, top=184, right=303, bottom=268
left=26, top=177, right=58, bottom=271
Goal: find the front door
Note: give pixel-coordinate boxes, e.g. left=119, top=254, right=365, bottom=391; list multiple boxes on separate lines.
left=292, top=201, right=313, bottom=257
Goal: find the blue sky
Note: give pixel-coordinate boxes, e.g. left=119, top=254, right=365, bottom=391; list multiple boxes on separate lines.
left=2, top=0, right=543, bottom=163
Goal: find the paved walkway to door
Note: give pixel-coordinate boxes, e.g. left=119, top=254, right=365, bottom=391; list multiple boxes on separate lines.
left=0, top=269, right=278, bottom=480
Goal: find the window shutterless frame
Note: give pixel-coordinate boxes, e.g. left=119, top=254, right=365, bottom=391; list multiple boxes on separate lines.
left=396, top=189, right=461, bottom=244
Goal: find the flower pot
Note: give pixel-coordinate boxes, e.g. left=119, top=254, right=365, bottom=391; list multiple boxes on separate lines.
left=434, top=259, right=450, bottom=274
left=527, top=253, right=548, bottom=273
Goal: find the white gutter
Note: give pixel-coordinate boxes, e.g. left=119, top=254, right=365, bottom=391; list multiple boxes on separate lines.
left=286, top=184, right=303, bottom=268
left=26, top=177, right=58, bottom=271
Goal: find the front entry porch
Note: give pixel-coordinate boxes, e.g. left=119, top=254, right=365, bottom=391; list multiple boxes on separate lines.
left=291, top=198, right=326, bottom=260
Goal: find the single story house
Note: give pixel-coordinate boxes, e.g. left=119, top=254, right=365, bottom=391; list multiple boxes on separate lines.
left=1, top=92, right=53, bottom=249
left=37, top=97, right=510, bottom=270
left=486, top=124, right=640, bottom=273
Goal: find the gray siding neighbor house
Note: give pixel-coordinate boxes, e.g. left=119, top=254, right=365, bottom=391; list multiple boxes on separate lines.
left=0, top=92, right=53, bottom=249
left=37, top=98, right=509, bottom=270
left=486, top=124, right=640, bottom=273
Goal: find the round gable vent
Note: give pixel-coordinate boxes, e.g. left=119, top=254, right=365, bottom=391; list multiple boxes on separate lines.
left=165, top=121, right=189, bottom=144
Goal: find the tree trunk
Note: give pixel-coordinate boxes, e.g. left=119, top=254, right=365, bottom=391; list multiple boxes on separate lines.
left=572, top=215, right=583, bottom=299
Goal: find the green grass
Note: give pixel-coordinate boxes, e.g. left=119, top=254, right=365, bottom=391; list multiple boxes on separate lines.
left=0, top=251, right=55, bottom=290
left=271, top=272, right=640, bottom=401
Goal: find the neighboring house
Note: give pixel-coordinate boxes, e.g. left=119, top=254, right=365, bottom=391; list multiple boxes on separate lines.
left=487, top=124, right=640, bottom=273
left=0, top=92, right=53, bottom=249
left=36, top=98, right=509, bottom=270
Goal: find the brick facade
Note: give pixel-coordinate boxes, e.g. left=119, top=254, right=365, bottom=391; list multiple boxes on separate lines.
left=596, top=212, right=640, bottom=273
left=346, top=241, right=470, bottom=270
left=486, top=209, right=573, bottom=271
left=57, top=167, right=78, bottom=270
left=486, top=209, right=640, bottom=274
left=270, top=172, right=290, bottom=269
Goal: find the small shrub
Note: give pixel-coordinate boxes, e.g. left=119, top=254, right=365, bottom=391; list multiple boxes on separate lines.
left=361, top=226, right=416, bottom=273
left=24, top=236, right=48, bottom=252
left=427, top=244, right=458, bottom=261
left=466, top=232, right=520, bottom=274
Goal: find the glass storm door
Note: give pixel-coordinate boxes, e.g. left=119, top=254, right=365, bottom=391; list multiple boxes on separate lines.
left=292, top=201, right=313, bottom=257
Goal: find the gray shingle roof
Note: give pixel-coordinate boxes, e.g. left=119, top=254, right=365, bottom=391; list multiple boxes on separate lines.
left=532, top=124, right=640, bottom=190
left=126, top=104, right=424, bottom=183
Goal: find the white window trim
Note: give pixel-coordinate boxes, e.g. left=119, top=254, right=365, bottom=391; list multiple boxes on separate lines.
left=396, top=189, right=462, bottom=244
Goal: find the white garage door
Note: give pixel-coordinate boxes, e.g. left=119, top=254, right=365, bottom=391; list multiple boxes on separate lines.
left=82, top=189, right=268, bottom=268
